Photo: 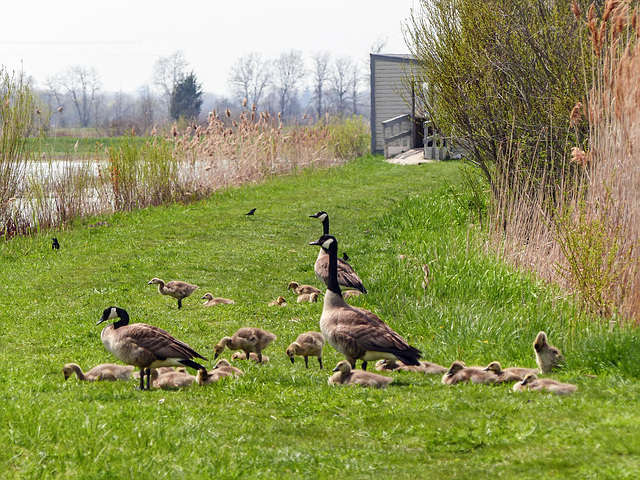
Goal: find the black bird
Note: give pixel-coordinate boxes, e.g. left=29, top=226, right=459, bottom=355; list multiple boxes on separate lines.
left=342, top=252, right=350, bottom=262
left=245, top=208, right=257, bottom=216
left=52, top=238, right=60, bottom=250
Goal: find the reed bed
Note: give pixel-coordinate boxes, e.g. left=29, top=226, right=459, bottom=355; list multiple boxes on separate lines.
left=484, top=0, right=640, bottom=324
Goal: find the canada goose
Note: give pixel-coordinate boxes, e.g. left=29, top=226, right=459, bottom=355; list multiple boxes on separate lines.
left=533, top=331, right=565, bottom=374
left=342, top=290, right=362, bottom=300
left=97, top=306, right=207, bottom=390
left=63, top=363, right=134, bottom=382
left=231, top=351, right=269, bottom=363
left=148, top=277, right=199, bottom=309
left=288, top=281, right=323, bottom=296
left=201, top=293, right=235, bottom=306
left=375, top=358, right=447, bottom=374
left=484, top=361, right=538, bottom=383
left=441, top=361, right=499, bottom=385
left=213, top=327, right=277, bottom=363
left=297, top=292, right=319, bottom=303
left=309, top=234, right=421, bottom=370
left=151, top=369, right=196, bottom=389
left=513, top=373, right=578, bottom=395
left=245, top=208, right=256, bottom=216
left=268, top=296, right=287, bottom=306
left=309, top=212, right=367, bottom=294
left=286, top=331, right=325, bottom=368
left=52, top=238, right=60, bottom=250
left=328, top=360, right=394, bottom=388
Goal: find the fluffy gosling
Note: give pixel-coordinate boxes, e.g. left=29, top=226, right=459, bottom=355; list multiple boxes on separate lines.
left=148, top=277, right=198, bottom=309
left=231, top=351, right=269, bottom=363
left=484, top=361, right=538, bottom=383
left=376, top=358, right=447, bottom=374
left=328, top=360, right=394, bottom=389
left=297, top=292, right=319, bottom=303
left=268, top=296, right=287, bottom=306
left=201, top=293, right=235, bottom=306
left=513, top=373, right=578, bottom=395
left=63, top=363, right=134, bottom=382
left=442, top=361, right=499, bottom=385
left=533, top=332, right=565, bottom=374
left=288, top=281, right=322, bottom=296
left=286, top=331, right=325, bottom=369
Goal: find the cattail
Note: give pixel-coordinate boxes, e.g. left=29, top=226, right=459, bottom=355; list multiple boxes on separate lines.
left=57, top=105, right=63, bottom=113
left=35, top=107, right=41, bottom=115
left=172, top=124, right=178, bottom=137
left=252, top=103, right=257, bottom=112
left=570, top=102, right=583, bottom=127
left=242, top=98, right=247, bottom=107
left=603, top=0, right=620, bottom=22
left=226, top=107, right=231, bottom=117
left=570, top=147, right=589, bottom=166
left=571, top=0, right=582, bottom=20
left=151, top=126, right=157, bottom=136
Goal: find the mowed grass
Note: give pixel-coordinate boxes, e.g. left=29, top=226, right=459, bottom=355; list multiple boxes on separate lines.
left=1, top=155, right=640, bottom=479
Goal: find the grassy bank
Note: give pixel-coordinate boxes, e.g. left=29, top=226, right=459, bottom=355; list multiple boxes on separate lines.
left=1, top=155, right=639, bottom=479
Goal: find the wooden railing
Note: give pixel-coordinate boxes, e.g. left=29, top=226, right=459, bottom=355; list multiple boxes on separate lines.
left=382, top=114, right=412, bottom=158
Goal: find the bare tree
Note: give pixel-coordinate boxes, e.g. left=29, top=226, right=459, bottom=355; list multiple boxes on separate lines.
left=136, top=85, right=157, bottom=134
left=153, top=50, right=188, bottom=112
left=331, top=56, right=353, bottom=115
left=273, top=50, right=306, bottom=118
left=349, top=63, right=362, bottom=115
left=228, top=52, right=271, bottom=108
left=310, top=51, right=331, bottom=118
left=49, top=66, right=102, bottom=128
left=370, top=38, right=388, bottom=54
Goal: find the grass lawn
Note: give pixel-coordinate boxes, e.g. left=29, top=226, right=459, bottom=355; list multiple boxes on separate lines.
left=1, top=155, right=639, bottom=479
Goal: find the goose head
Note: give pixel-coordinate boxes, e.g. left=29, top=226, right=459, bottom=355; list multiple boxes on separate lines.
left=333, top=360, right=352, bottom=373
left=484, top=361, right=503, bottom=375
left=446, top=361, right=466, bottom=376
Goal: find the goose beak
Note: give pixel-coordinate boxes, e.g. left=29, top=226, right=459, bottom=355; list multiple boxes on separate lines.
left=96, top=317, right=107, bottom=325
left=289, top=357, right=295, bottom=364
left=214, top=353, right=219, bottom=359
left=309, top=239, right=321, bottom=246
left=332, top=366, right=340, bottom=372
left=309, top=213, right=319, bottom=218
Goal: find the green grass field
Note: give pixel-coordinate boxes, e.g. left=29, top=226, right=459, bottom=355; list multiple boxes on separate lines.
left=1, top=155, right=639, bottom=479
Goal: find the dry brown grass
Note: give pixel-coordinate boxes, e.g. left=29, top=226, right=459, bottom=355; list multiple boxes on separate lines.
left=485, top=0, right=640, bottom=324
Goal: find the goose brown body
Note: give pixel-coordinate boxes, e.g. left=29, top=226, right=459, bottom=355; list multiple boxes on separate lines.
left=442, top=361, right=499, bottom=385
left=513, top=373, right=578, bottom=395
left=484, top=361, right=538, bottom=383
left=63, top=363, right=134, bottom=381
left=201, top=293, right=235, bottom=306
left=97, top=306, right=207, bottom=390
left=148, top=277, right=198, bottom=309
left=310, top=234, right=421, bottom=370
left=288, top=282, right=322, bottom=296
left=328, top=360, right=393, bottom=388
left=286, top=331, right=325, bottom=368
left=214, top=327, right=277, bottom=363
left=533, top=332, right=565, bottom=374
left=309, top=212, right=367, bottom=294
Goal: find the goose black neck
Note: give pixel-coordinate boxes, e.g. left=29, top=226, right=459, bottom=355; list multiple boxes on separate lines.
left=322, top=216, right=329, bottom=235
left=113, top=308, right=130, bottom=329
left=325, top=239, right=342, bottom=296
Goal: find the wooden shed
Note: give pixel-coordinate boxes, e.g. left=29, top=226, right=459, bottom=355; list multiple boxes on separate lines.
left=370, top=53, right=425, bottom=158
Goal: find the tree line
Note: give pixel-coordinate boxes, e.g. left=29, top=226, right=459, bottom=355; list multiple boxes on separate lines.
left=34, top=47, right=377, bottom=134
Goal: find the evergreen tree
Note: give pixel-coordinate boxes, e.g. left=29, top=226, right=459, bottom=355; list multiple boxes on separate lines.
left=169, top=72, right=203, bottom=120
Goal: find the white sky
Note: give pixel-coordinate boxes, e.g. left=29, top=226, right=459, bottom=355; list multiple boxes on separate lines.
left=1, top=0, right=417, bottom=96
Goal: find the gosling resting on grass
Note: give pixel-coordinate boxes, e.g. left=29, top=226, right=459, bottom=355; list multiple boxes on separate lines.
left=533, top=331, right=565, bottom=374
left=286, top=331, right=325, bottom=369
left=376, top=358, right=447, bottom=374
left=148, top=277, right=199, bottom=309
left=214, top=327, right=277, bottom=363
left=232, top=351, right=270, bottom=363
left=328, top=360, right=394, bottom=388
left=268, top=296, right=287, bottom=306
left=310, top=234, right=421, bottom=370
left=97, top=306, right=207, bottom=390
left=442, top=361, right=499, bottom=385
left=63, top=363, right=134, bottom=382
left=201, top=293, right=235, bottom=306
left=288, top=281, right=323, bottom=296
left=297, top=292, right=319, bottom=303
left=513, top=373, right=578, bottom=395
left=484, top=361, right=538, bottom=383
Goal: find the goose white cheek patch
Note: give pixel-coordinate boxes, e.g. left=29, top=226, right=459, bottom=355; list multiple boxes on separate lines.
left=322, top=239, right=334, bottom=249
left=109, top=307, right=118, bottom=319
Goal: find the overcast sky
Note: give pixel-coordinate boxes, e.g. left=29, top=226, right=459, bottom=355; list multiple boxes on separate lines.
left=1, top=0, right=417, bottom=96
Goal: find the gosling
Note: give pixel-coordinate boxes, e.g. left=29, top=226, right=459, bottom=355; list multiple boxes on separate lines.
left=268, top=296, right=287, bottom=307
left=533, top=332, right=565, bottom=374
left=214, top=327, right=277, bottom=363
left=484, top=361, right=538, bottom=383
left=297, top=292, right=319, bottom=303
left=442, top=361, right=499, bottom=385
left=148, top=277, right=199, bottom=309
left=288, top=281, right=322, bottom=296
left=376, top=358, right=447, bottom=375
left=63, top=363, right=134, bottom=382
left=232, top=351, right=270, bottom=363
left=328, top=360, right=394, bottom=389
left=513, top=373, right=578, bottom=395
left=151, top=369, right=196, bottom=389
left=201, top=293, right=235, bottom=306
left=196, top=360, right=243, bottom=385
left=286, top=331, right=325, bottom=369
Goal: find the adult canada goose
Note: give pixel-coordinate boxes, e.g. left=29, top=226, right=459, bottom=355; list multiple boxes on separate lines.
left=483, top=361, right=538, bottom=383
left=309, top=234, right=422, bottom=370
left=151, top=369, right=196, bottom=389
left=201, top=293, right=235, bottom=306
left=309, top=212, right=367, bottom=294
left=97, top=306, right=207, bottom=390
left=52, top=238, right=60, bottom=250
left=375, top=358, right=447, bottom=374
left=441, top=361, right=499, bottom=385
left=328, top=360, right=394, bottom=388
left=286, top=331, right=325, bottom=368
left=148, top=277, right=199, bottom=309
left=288, top=281, right=323, bottom=296
left=533, top=331, right=565, bottom=374
left=63, top=363, right=134, bottom=382
left=268, top=296, right=287, bottom=306
left=513, top=373, right=578, bottom=395
left=297, top=292, right=319, bottom=303
left=213, top=327, right=277, bottom=363
left=231, top=351, right=269, bottom=363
